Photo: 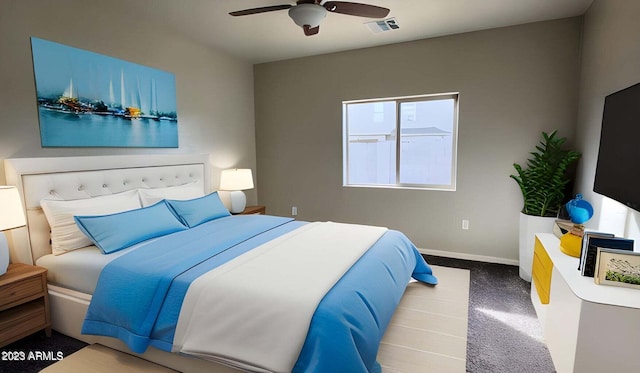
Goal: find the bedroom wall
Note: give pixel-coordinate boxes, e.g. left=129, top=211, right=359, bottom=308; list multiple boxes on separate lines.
left=0, top=0, right=257, bottom=203
left=574, top=0, right=640, bottom=241
left=254, top=18, right=582, bottom=263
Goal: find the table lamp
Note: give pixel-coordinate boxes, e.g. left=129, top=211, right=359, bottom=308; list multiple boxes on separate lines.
left=219, top=169, right=254, bottom=214
left=0, top=186, right=27, bottom=275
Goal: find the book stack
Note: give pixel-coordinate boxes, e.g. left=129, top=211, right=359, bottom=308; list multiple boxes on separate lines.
left=579, top=232, right=634, bottom=277
left=553, top=219, right=583, bottom=238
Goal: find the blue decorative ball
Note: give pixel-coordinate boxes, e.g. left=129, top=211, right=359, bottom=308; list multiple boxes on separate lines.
left=565, top=194, right=593, bottom=224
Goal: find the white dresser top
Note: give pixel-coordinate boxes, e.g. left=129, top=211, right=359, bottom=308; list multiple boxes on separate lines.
left=537, top=233, right=640, bottom=309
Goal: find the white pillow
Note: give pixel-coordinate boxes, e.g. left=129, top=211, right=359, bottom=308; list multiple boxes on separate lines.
left=40, top=189, right=142, bottom=255
left=138, top=183, right=205, bottom=207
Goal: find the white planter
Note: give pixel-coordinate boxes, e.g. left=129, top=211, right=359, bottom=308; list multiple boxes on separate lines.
left=519, top=213, right=555, bottom=282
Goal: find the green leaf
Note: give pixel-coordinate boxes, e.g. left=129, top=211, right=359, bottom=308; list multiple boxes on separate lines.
left=510, top=131, right=581, bottom=217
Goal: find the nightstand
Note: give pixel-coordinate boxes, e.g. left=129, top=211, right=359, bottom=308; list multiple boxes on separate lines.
left=0, top=263, right=51, bottom=348
left=238, top=205, right=266, bottom=215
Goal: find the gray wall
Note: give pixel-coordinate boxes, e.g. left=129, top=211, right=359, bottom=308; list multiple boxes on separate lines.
left=0, top=0, right=594, bottom=263
left=575, top=0, right=640, bottom=240
left=255, top=18, right=582, bottom=262
left=0, top=0, right=257, bottom=203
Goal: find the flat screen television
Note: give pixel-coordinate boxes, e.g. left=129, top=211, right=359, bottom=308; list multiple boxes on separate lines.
left=593, top=81, right=640, bottom=212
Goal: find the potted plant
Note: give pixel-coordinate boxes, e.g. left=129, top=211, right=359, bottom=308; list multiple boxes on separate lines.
left=510, top=130, right=581, bottom=281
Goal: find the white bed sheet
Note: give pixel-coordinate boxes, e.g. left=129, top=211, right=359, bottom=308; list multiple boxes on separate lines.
left=35, top=240, right=153, bottom=294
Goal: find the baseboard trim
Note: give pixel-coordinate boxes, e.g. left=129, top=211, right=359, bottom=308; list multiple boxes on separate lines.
left=418, top=248, right=519, bottom=266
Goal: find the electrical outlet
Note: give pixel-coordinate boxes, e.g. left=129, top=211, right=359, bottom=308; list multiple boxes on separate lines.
left=292, top=206, right=298, bottom=216
left=462, top=219, right=469, bottom=230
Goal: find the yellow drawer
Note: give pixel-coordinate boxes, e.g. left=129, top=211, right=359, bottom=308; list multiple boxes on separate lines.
left=532, top=237, right=553, bottom=304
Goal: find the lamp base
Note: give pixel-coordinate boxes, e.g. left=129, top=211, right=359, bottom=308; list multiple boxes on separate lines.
left=0, top=232, right=10, bottom=276
left=229, top=191, right=247, bottom=214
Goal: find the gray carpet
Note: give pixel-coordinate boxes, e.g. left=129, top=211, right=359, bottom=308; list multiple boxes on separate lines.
left=425, top=255, right=556, bottom=373
left=0, top=256, right=556, bottom=373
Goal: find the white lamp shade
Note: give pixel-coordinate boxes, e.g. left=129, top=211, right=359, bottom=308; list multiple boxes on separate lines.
left=0, top=186, right=26, bottom=231
left=0, top=186, right=25, bottom=276
left=219, top=169, right=254, bottom=191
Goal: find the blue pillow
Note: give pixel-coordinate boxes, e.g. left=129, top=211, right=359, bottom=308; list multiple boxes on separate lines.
left=74, top=201, right=188, bottom=254
left=166, top=192, right=231, bottom=228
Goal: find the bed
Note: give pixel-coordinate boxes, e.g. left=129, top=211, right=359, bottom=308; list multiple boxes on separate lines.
left=3, top=154, right=437, bottom=373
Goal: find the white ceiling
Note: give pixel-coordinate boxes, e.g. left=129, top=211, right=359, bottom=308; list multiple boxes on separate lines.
left=115, top=0, right=593, bottom=64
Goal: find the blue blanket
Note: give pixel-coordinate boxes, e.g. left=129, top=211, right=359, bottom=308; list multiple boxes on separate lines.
left=82, top=215, right=437, bottom=372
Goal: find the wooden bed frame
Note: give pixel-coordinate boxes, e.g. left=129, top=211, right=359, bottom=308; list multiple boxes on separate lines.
left=4, top=154, right=242, bottom=372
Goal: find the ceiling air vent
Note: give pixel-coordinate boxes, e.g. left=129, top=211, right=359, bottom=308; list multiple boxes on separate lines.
left=366, top=18, right=399, bottom=33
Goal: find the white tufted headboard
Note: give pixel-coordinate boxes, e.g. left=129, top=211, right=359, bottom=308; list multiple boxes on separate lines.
left=4, top=154, right=211, bottom=265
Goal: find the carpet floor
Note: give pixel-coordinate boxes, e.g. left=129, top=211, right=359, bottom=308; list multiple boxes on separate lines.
left=425, top=255, right=556, bottom=373
left=0, top=255, right=555, bottom=373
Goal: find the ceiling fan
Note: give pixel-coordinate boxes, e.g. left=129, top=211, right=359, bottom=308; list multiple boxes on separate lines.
left=229, top=1, right=390, bottom=36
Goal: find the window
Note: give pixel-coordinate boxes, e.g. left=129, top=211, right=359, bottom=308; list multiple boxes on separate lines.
left=343, top=93, right=458, bottom=190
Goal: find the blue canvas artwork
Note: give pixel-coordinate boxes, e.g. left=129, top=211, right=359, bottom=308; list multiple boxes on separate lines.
left=31, top=37, right=178, bottom=148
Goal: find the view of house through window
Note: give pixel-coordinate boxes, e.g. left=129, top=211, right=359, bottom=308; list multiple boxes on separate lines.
left=343, top=93, right=458, bottom=190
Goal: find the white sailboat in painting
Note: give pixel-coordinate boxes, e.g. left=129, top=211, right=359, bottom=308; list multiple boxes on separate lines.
left=55, top=78, right=87, bottom=113
left=120, top=68, right=126, bottom=109
left=120, top=69, right=141, bottom=119
left=111, top=69, right=162, bottom=120
left=108, top=73, right=116, bottom=108
left=147, top=78, right=160, bottom=121
left=62, top=78, right=75, bottom=99
left=39, top=77, right=79, bottom=113
left=133, top=76, right=160, bottom=121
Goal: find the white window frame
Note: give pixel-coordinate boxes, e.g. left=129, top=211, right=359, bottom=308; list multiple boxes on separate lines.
left=342, top=93, right=459, bottom=191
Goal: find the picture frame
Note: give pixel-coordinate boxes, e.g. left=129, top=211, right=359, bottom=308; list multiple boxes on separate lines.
left=594, top=248, right=640, bottom=289
left=30, top=37, right=179, bottom=148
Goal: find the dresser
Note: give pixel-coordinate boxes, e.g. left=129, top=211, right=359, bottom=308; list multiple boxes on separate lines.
left=0, top=263, right=51, bottom=347
left=531, top=233, right=640, bottom=372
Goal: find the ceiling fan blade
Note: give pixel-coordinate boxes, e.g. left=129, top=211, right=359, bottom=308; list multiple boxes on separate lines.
left=303, top=25, right=320, bottom=36
left=229, top=4, right=292, bottom=16
left=323, top=1, right=389, bottom=18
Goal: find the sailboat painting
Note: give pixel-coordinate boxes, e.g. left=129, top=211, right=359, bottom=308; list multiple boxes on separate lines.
left=30, top=37, right=178, bottom=147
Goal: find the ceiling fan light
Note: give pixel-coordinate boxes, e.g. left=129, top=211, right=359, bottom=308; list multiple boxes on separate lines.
left=288, top=4, right=327, bottom=28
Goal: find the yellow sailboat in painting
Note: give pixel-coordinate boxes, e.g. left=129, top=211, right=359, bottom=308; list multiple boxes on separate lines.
left=125, top=107, right=141, bottom=119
